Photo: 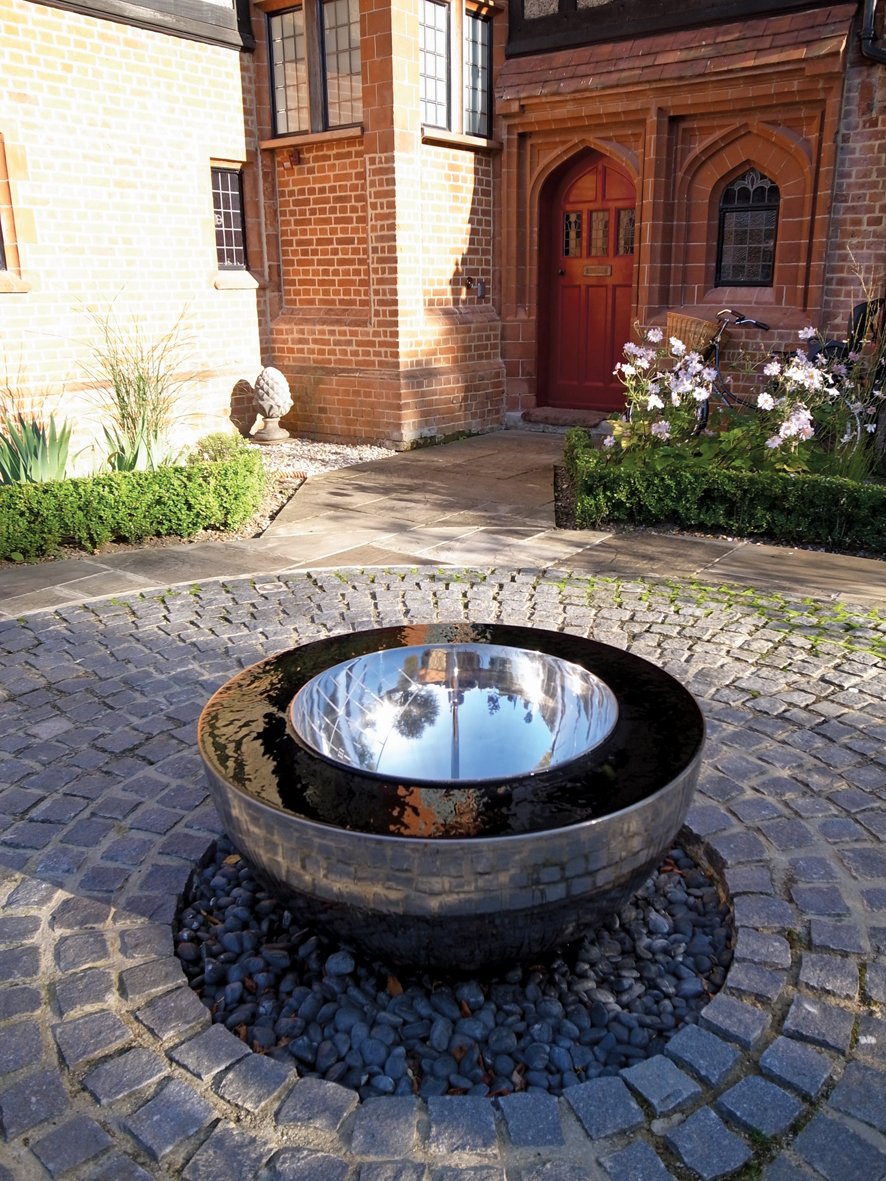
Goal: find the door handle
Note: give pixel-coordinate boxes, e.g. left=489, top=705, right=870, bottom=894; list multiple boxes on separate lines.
left=558, top=269, right=565, bottom=276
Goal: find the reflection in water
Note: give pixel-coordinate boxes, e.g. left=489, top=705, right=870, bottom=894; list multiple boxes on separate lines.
left=198, top=624, right=706, bottom=839
left=289, top=644, right=619, bottom=783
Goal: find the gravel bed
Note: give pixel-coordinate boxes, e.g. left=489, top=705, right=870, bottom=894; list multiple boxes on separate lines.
left=251, top=437, right=395, bottom=478
left=175, top=834, right=734, bottom=1101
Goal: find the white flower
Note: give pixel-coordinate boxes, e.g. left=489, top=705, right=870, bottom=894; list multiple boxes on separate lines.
left=647, top=327, right=663, bottom=343
left=866, top=424, right=877, bottom=433
left=650, top=420, right=671, bottom=439
left=763, top=360, right=781, bottom=377
left=798, top=326, right=817, bottom=340
left=766, top=435, right=782, bottom=448
left=702, top=368, right=718, bottom=383
left=692, top=386, right=710, bottom=402
left=757, top=392, right=776, bottom=410
left=646, top=393, right=664, bottom=410
left=831, top=363, right=848, bottom=378
left=670, top=337, right=686, bottom=356
left=670, top=392, right=682, bottom=407
left=850, top=402, right=864, bottom=414
left=603, top=434, right=616, bottom=447
left=623, top=342, right=641, bottom=356
left=620, top=364, right=636, bottom=377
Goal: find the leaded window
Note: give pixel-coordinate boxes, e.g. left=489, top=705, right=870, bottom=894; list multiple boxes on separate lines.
left=322, top=0, right=362, bottom=127
left=464, top=12, right=490, bottom=138
left=716, top=169, right=780, bottom=287
left=563, top=212, right=581, bottom=256
left=269, top=7, right=310, bottom=135
left=589, top=210, right=609, bottom=256
left=421, top=0, right=450, bottom=129
left=212, top=168, right=248, bottom=270
left=617, top=208, right=635, bottom=256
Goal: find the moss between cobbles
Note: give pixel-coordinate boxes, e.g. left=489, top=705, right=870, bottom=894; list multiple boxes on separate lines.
left=0, top=450, right=269, bottom=560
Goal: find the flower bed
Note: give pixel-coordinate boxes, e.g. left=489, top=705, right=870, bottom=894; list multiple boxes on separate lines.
left=565, top=318, right=886, bottom=550
left=564, top=430, right=886, bottom=552
left=0, top=449, right=268, bottom=560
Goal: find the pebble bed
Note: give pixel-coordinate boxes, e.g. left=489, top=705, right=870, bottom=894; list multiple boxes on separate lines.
left=175, top=834, right=734, bottom=1102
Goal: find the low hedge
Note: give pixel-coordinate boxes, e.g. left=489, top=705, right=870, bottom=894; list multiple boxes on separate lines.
left=0, top=450, right=269, bottom=560
left=564, top=428, right=886, bottom=552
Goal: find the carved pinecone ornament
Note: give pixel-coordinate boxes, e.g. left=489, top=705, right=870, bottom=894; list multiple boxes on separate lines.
left=254, top=367, right=293, bottom=420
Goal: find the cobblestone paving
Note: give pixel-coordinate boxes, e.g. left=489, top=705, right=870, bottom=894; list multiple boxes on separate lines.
left=0, top=569, right=884, bottom=1180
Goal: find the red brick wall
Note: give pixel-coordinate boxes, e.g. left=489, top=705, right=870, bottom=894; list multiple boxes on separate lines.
left=822, top=30, right=886, bottom=335
left=493, top=4, right=856, bottom=412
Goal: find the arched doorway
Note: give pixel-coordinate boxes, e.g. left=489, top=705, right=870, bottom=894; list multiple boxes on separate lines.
left=538, top=152, right=637, bottom=411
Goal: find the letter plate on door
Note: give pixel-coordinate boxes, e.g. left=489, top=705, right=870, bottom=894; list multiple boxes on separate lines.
left=583, top=265, right=612, bottom=276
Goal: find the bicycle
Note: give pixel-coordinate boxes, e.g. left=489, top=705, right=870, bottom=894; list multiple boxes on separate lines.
left=696, top=308, right=770, bottom=429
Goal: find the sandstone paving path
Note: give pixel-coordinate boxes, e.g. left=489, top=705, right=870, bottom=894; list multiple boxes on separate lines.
left=0, top=568, right=884, bottom=1179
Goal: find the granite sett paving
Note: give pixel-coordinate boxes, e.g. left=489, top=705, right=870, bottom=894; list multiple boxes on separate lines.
left=0, top=451, right=884, bottom=1178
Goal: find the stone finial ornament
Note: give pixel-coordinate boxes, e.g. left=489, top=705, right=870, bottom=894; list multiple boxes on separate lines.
left=253, top=366, right=293, bottom=443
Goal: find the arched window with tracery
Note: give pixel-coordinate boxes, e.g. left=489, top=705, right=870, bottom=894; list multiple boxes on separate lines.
left=716, top=169, right=780, bottom=286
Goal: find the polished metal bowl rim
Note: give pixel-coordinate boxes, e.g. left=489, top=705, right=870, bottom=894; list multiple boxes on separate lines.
left=201, top=725, right=706, bottom=849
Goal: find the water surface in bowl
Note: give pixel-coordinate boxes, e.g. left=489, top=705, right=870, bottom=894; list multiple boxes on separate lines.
left=289, top=643, right=619, bottom=783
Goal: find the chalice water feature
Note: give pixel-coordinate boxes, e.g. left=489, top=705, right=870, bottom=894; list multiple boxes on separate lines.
left=198, top=624, right=705, bottom=970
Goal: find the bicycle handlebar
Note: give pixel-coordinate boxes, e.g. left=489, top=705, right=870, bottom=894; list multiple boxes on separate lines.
left=717, top=308, right=770, bottom=332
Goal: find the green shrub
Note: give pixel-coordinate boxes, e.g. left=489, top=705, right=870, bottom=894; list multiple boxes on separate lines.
left=565, top=428, right=886, bottom=552
left=0, top=450, right=269, bottom=560
left=187, top=431, right=252, bottom=464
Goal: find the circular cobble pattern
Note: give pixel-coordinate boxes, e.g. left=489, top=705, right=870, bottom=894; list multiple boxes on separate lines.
left=176, top=837, right=733, bottom=1097
left=0, top=568, right=884, bottom=1181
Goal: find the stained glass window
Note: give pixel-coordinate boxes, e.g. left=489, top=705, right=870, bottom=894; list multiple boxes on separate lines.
left=589, top=210, right=609, bottom=256
left=323, top=0, right=362, bottom=128
left=269, top=8, right=310, bottom=135
left=617, top=208, right=635, bottom=256
left=563, top=212, right=581, bottom=257
left=717, top=169, right=780, bottom=287
left=420, top=0, right=450, bottom=129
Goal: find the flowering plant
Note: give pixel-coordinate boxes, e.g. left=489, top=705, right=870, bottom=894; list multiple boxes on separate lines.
left=602, top=320, right=885, bottom=480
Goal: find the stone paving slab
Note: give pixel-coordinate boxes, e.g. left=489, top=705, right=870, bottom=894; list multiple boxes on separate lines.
left=1, top=431, right=884, bottom=619
left=0, top=565, right=884, bottom=1178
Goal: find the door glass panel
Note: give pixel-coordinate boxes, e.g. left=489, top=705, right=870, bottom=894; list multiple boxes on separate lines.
left=563, top=212, right=581, bottom=257
left=589, top=211, right=609, bottom=256
left=617, top=208, right=635, bottom=256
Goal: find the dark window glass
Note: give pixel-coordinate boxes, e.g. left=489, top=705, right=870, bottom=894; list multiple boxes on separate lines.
left=420, top=0, right=450, bottom=129
left=269, top=7, right=309, bottom=135
left=212, top=168, right=248, bottom=270
left=589, top=210, right=609, bottom=256
left=717, top=169, right=780, bottom=287
left=563, top=212, right=581, bottom=257
left=0, top=223, right=6, bottom=272
left=617, top=208, right=635, bottom=256
left=464, top=13, right=490, bottom=138
left=323, top=0, right=362, bottom=127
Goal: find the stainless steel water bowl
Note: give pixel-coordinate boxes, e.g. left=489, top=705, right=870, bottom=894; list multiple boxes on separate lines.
left=198, top=623, right=705, bottom=969
left=288, top=643, right=619, bottom=783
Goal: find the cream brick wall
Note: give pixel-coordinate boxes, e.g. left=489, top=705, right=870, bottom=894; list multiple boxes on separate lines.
left=0, top=0, right=264, bottom=467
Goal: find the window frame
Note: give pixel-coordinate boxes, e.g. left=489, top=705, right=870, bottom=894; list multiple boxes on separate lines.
left=267, top=0, right=363, bottom=139
left=419, top=0, right=495, bottom=141
left=421, top=0, right=452, bottom=131
left=715, top=168, right=781, bottom=289
left=211, top=167, right=249, bottom=272
left=463, top=8, right=492, bottom=139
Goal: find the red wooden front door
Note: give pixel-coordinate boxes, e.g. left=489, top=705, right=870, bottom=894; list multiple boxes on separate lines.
left=545, top=157, right=636, bottom=411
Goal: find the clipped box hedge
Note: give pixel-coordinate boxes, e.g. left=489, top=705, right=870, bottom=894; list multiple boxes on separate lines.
left=564, top=428, right=886, bottom=553
left=0, top=450, right=269, bottom=560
